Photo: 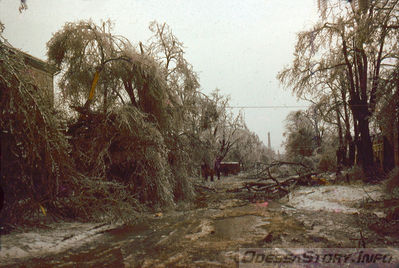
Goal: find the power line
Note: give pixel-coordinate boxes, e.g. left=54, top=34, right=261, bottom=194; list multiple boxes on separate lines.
left=227, top=104, right=371, bottom=109
left=227, top=105, right=310, bottom=109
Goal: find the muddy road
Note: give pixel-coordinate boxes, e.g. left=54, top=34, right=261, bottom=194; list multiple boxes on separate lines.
left=1, top=175, right=399, bottom=267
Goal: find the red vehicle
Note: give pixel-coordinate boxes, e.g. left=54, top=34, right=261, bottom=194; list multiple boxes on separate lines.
left=220, top=162, right=240, bottom=176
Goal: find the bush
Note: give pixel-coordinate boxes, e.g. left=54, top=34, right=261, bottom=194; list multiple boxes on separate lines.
left=0, top=25, right=196, bottom=227
left=166, top=135, right=195, bottom=202
left=67, top=105, right=175, bottom=207
left=58, top=174, right=142, bottom=222
left=0, top=39, right=169, bottom=226
left=385, top=167, right=399, bottom=195
left=317, top=152, right=337, bottom=172
left=347, top=165, right=365, bottom=181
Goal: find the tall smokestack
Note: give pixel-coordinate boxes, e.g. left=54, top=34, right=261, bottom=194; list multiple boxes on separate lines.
left=268, top=132, right=271, bottom=149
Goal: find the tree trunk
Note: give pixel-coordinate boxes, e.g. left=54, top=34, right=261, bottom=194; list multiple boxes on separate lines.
left=395, top=116, right=399, bottom=167
left=348, top=138, right=356, bottom=166
left=123, top=79, right=138, bottom=107
left=103, top=83, right=108, bottom=114
left=340, top=84, right=352, bottom=166
left=357, top=113, right=375, bottom=176
left=352, top=117, right=360, bottom=166
left=350, top=101, right=375, bottom=175
left=334, top=94, right=344, bottom=171
left=342, top=37, right=375, bottom=176
left=394, top=78, right=399, bottom=167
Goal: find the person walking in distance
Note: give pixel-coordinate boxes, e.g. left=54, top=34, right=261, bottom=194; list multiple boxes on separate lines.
left=214, top=157, right=221, bottom=180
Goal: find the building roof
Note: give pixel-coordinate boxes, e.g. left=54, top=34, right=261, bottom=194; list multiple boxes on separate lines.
left=1, top=39, right=59, bottom=75
left=21, top=49, right=59, bottom=74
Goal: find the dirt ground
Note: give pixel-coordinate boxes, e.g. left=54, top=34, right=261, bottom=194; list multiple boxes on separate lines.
left=1, top=175, right=399, bottom=267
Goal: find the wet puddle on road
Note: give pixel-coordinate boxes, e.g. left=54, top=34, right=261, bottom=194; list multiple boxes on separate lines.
left=213, top=215, right=268, bottom=240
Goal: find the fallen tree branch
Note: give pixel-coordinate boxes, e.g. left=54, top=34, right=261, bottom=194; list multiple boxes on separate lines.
left=243, top=172, right=316, bottom=193
left=243, top=160, right=317, bottom=197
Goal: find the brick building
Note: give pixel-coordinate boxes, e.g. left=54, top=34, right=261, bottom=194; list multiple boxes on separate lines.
left=0, top=45, right=58, bottom=184
left=19, top=49, right=58, bottom=105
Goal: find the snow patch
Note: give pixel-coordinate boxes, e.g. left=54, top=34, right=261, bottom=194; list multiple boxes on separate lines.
left=0, top=222, right=119, bottom=264
left=287, top=185, right=383, bottom=213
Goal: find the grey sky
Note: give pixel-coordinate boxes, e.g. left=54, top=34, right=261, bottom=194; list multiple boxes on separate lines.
left=0, top=0, right=319, bottom=152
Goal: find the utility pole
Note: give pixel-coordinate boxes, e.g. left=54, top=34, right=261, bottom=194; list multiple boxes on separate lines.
left=268, top=132, right=271, bottom=149
left=395, top=77, right=399, bottom=167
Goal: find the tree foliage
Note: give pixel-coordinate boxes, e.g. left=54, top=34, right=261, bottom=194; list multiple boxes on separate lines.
left=279, top=0, right=399, bottom=177
left=1, top=14, right=278, bottom=226
left=47, top=20, right=197, bottom=207
left=283, top=111, right=316, bottom=159
left=47, top=20, right=171, bottom=129
left=226, top=127, right=272, bottom=169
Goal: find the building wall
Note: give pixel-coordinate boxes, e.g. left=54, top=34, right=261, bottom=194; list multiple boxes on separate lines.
left=26, top=65, right=54, bottom=106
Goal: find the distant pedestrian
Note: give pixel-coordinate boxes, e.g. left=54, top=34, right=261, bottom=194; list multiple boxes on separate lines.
left=0, top=186, right=4, bottom=212
left=214, top=158, right=221, bottom=180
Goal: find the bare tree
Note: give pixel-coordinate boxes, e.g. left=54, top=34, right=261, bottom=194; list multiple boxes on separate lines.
left=279, top=0, right=399, bottom=177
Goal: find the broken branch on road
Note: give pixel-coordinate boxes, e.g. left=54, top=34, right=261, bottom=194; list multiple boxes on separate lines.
left=242, top=161, right=318, bottom=196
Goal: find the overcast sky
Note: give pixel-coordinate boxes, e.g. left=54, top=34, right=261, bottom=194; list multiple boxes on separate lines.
left=0, top=0, right=320, bottom=152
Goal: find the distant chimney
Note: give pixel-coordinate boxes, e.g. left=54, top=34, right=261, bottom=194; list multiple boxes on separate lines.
left=267, top=132, right=271, bottom=149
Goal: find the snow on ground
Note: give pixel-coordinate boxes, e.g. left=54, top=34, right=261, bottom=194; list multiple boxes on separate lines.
left=287, top=184, right=384, bottom=214
left=0, top=222, right=120, bottom=264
